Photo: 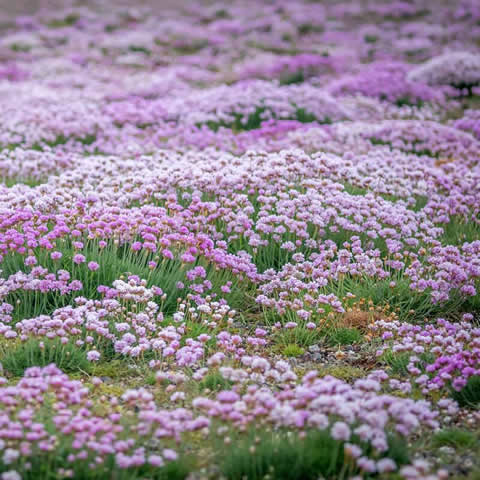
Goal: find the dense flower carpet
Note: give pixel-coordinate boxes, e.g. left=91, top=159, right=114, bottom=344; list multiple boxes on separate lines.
left=0, top=0, right=479, bottom=478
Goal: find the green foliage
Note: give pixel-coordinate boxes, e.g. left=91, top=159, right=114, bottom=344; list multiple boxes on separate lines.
left=47, top=14, right=80, bottom=28
left=282, top=343, right=305, bottom=357
left=128, top=45, right=152, bottom=55
left=10, top=43, right=32, bottom=52
left=382, top=350, right=435, bottom=377
left=325, top=327, right=362, bottom=346
left=364, top=35, right=378, bottom=43
left=218, top=428, right=410, bottom=480
left=384, top=433, right=410, bottom=466
left=382, top=351, right=411, bottom=376
left=199, top=370, right=233, bottom=392
left=1, top=454, right=191, bottom=480
left=0, top=338, right=91, bottom=377
left=2, top=237, right=249, bottom=322
left=2, top=177, right=45, bottom=188
left=274, top=326, right=321, bottom=348
left=279, top=70, right=305, bottom=85
left=327, top=274, right=465, bottom=322
left=451, top=375, right=480, bottom=408
left=394, top=97, right=424, bottom=108
left=90, top=359, right=132, bottom=379
left=319, top=365, right=365, bottom=381
left=440, top=216, right=480, bottom=245
left=342, top=183, right=369, bottom=196
left=218, top=429, right=347, bottom=480
left=432, top=429, right=477, bottom=449
left=199, top=105, right=324, bottom=134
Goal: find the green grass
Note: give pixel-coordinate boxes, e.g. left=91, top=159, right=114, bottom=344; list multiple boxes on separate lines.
left=218, top=428, right=347, bottom=480
left=199, top=370, right=234, bottom=392
left=47, top=13, right=80, bottom=28
left=381, top=350, right=435, bottom=377
left=282, top=343, right=305, bottom=357
left=382, top=351, right=411, bottom=376
left=2, top=177, right=45, bottom=188
left=2, top=237, right=253, bottom=322
left=440, top=216, right=480, bottom=245
left=326, top=274, right=467, bottom=322
left=279, top=70, right=306, bottom=85
left=199, top=106, right=329, bottom=133
left=217, top=428, right=409, bottom=480
left=451, top=376, right=480, bottom=408
left=0, top=338, right=92, bottom=377
left=2, top=453, right=192, bottom=480
left=432, top=429, right=477, bottom=449
left=324, top=327, right=362, bottom=346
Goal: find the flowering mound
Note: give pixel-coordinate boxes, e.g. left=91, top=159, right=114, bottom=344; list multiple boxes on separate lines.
left=407, top=52, right=480, bottom=91
left=0, top=0, right=479, bottom=479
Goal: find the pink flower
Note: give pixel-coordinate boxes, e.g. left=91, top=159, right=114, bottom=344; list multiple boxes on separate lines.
left=73, top=254, right=86, bottom=264
left=86, top=350, right=101, bottom=362
left=162, top=449, right=178, bottom=461
left=331, top=422, right=351, bottom=441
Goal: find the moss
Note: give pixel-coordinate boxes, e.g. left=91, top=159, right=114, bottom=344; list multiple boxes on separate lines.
left=91, top=360, right=132, bottom=379
left=282, top=344, right=305, bottom=357
left=318, top=365, right=365, bottom=381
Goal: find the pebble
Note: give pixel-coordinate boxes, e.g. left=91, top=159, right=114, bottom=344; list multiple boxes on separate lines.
left=438, top=446, right=454, bottom=456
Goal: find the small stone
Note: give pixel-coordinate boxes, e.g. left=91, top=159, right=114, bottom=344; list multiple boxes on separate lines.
left=309, top=344, right=320, bottom=353
left=438, top=446, right=454, bottom=456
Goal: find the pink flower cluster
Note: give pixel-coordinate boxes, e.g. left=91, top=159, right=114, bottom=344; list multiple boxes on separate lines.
left=374, top=315, right=480, bottom=393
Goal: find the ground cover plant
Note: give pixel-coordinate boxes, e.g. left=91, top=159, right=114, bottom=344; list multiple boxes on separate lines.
left=0, top=0, right=479, bottom=478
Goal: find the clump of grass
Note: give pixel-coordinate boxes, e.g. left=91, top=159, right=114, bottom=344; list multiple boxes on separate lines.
left=16, top=453, right=192, bottom=480
left=432, top=429, right=477, bottom=449
left=199, top=370, right=233, bottom=392
left=47, top=13, right=80, bottom=28
left=382, top=351, right=411, bottom=376
left=0, top=338, right=91, bottom=377
left=218, top=428, right=409, bottom=480
left=325, top=327, right=362, bottom=346
left=282, top=344, right=305, bottom=357
left=382, top=350, right=435, bottom=377
left=451, top=375, right=480, bottom=408
left=329, top=274, right=465, bottom=323
left=2, top=236, right=250, bottom=322
left=2, top=177, right=45, bottom=188
left=274, top=326, right=321, bottom=348
left=128, top=45, right=152, bottom=55
left=279, top=70, right=305, bottom=85
left=218, top=428, right=346, bottom=480
left=199, top=106, right=325, bottom=134
left=440, top=216, right=480, bottom=245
